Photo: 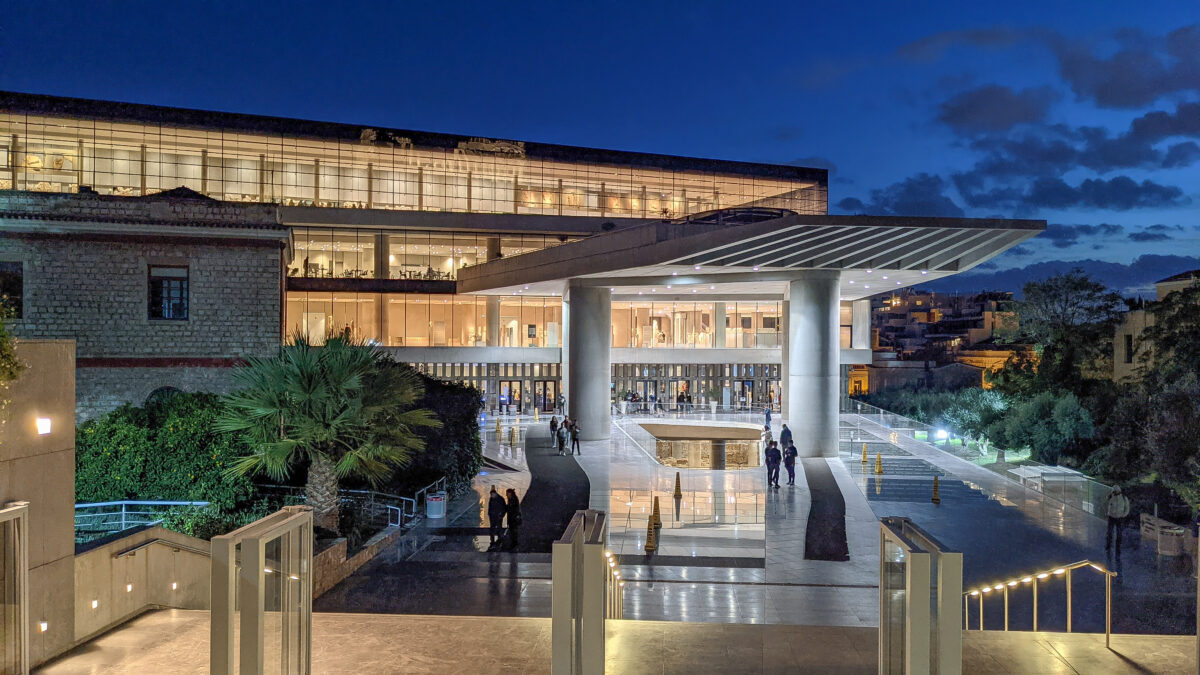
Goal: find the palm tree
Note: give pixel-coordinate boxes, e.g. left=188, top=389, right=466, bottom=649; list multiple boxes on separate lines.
left=217, top=332, right=440, bottom=531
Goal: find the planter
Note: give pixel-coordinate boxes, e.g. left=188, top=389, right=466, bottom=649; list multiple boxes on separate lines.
left=619, top=401, right=628, bottom=414
left=709, top=401, right=718, bottom=414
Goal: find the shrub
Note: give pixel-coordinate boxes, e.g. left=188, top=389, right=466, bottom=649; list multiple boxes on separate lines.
left=159, top=501, right=274, bottom=541
left=75, top=392, right=255, bottom=510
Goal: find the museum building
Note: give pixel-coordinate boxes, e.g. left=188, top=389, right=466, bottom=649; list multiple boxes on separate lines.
left=0, top=91, right=1042, bottom=451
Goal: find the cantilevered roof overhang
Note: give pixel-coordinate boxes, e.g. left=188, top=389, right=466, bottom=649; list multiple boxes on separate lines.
left=456, top=208, right=1044, bottom=301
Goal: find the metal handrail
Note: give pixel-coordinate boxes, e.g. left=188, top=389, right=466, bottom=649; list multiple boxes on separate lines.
left=963, top=559, right=1117, bottom=647
left=75, top=500, right=211, bottom=537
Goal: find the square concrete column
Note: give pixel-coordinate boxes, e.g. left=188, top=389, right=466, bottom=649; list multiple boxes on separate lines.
left=713, top=302, right=726, bottom=348
left=852, top=299, right=872, bottom=350
left=787, top=271, right=841, bottom=458
left=486, top=296, right=500, bottom=347
left=567, top=282, right=611, bottom=441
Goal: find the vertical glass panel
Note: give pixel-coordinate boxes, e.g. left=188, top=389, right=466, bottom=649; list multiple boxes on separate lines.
left=0, top=515, right=24, bottom=674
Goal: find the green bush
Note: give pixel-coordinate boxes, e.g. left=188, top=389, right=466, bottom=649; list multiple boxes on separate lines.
left=159, top=501, right=273, bottom=541
left=75, top=392, right=255, bottom=510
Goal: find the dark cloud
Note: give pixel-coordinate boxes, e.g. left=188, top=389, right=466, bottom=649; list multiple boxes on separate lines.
left=1041, top=222, right=1125, bottom=248
left=1008, top=245, right=1034, bottom=256
left=898, top=27, right=1033, bottom=63
left=937, top=85, right=1058, bottom=133
left=789, top=156, right=838, bottom=173
left=969, top=175, right=1188, bottom=213
left=1163, top=141, right=1200, bottom=168
left=1049, top=24, right=1200, bottom=108
left=924, top=254, right=1200, bottom=298
left=1129, top=231, right=1170, bottom=242
left=834, top=173, right=964, bottom=217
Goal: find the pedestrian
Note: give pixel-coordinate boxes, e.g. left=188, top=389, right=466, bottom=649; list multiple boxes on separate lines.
left=784, top=441, right=798, bottom=486
left=556, top=419, right=571, bottom=456
left=487, top=485, right=507, bottom=548
left=779, top=424, right=792, bottom=451
left=760, top=424, right=773, bottom=451
left=505, top=488, right=522, bottom=550
left=765, top=441, right=782, bottom=489
left=765, top=406, right=772, bottom=428
left=556, top=393, right=565, bottom=414
left=550, top=415, right=559, bottom=438
left=1105, top=486, right=1131, bottom=554
left=571, top=422, right=581, bottom=455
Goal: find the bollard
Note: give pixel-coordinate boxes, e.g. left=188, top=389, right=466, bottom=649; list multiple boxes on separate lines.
left=652, top=496, right=662, bottom=528
left=496, top=418, right=501, bottom=435
left=534, top=408, right=539, bottom=422
left=874, top=453, right=883, bottom=475
left=673, top=472, right=683, bottom=499
left=645, top=516, right=657, bottom=552
left=861, top=443, right=868, bottom=464
left=931, top=475, right=941, bottom=505
left=875, top=474, right=882, bottom=495
left=510, top=426, right=518, bottom=445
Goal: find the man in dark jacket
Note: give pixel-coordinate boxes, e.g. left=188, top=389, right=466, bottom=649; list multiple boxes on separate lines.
left=783, top=442, right=799, bottom=485
left=487, top=486, right=508, bottom=548
left=765, top=442, right=782, bottom=489
left=779, top=424, right=793, bottom=451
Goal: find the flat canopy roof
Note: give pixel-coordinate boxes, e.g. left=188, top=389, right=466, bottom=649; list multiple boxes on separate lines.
left=457, top=208, right=1044, bottom=301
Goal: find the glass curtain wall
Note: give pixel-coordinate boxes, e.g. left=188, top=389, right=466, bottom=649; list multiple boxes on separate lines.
left=285, top=292, right=561, bottom=347
left=611, top=301, right=781, bottom=348
left=0, top=112, right=827, bottom=216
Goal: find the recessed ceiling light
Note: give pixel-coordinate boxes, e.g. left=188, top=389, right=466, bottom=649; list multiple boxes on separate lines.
left=881, top=275, right=888, bottom=279
left=667, top=285, right=672, bottom=289
left=752, top=266, right=759, bottom=271
left=694, top=265, right=701, bottom=270
left=672, top=272, right=678, bottom=276
left=849, top=280, right=855, bottom=284
left=866, top=269, right=873, bottom=274
left=709, top=285, right=715, bottom=289
left=896, top=281, right=901, bottom=285
left=864, top=284, right=870, bottom=289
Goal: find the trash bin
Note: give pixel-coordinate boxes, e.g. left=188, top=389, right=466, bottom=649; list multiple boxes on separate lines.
left=426, top=491, right=447, bottom=519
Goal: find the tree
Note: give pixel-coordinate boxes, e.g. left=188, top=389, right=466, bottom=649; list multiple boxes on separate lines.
left=1138, top=284, right=1200, bottom=381
left=1004, top=391, right=1094, bottom=465
left=938, top=388, right=1009, bottom=456
left=217, top=334, right=440, bottom=531
left=1013, top=270, right=1124, bottom=395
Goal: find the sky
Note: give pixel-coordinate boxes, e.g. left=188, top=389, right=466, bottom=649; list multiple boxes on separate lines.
left=1, top=1, right=1197, bottom=294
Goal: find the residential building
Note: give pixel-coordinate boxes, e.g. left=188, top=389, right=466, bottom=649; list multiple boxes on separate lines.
left=1114, top=269, right=1200, bottom=381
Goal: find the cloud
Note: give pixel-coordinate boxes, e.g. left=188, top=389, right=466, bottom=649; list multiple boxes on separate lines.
left=1163, top=141, right=1200, bottom=168
left=1049, top=24, right=1200, bottom=108
left=1129, top=231, right=1170, bottom=242
left=1041, top=223, right=1125, bottom=248
left=789, top=156, right=839, bottom=174
left=923, top=254, right=1200, bottom=298
left=898, top=27, right=1032, bottom=63
left=937, top=85, right=1058, bottom=133
left=834, top=173, right=964, bottom=217
left=960, top=175, right=1187, bottom=213
left=1128, top=224, right=1186, bottom=241
left=1008, top=245, right=1034, bottom=256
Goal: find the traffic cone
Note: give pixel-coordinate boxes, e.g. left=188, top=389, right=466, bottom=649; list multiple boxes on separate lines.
left=874, top=453, right=883, bottom=475
left=673, top=472, right=683, bottom=499
left=861, top=443, right=868, bottom=463
left=931, top=475, right=941, bottom=505
left=652, top=496, right=662, bottom=528
left=645, top=516, right=658, bottom=553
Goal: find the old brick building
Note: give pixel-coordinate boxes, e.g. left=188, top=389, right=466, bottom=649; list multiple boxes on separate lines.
left=0, top=189, right=288, bottom=418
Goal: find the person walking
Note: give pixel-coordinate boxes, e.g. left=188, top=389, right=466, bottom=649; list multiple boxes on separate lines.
left=556, top=419, right=571, bottom=456
left=549, top=415, right=559, bottom=438
left=1105, top=486, right=1131, bottom=554
left=765, top=441, right=782, bottom=489
left=504, top=488, right=522, bottom=550
left=760, top=424, right=773, bottom=457
left=765, top=406, right=772, bottom=428
left=779, top=424, right=792, bottom=451
left=783, top=441, right=798, bottom=486
left=571, top=422, right=582, bottom=455
left=556, top=392, right=565, bottom=414
left=487, top=485, right=508, bottom=549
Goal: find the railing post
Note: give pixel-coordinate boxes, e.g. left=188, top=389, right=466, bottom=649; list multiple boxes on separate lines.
left=1033, top=579, right=1038, bottom=631
left=1105, top=572, right=1112, bottom=648
left=1066, top=568, right=1072, bottom=633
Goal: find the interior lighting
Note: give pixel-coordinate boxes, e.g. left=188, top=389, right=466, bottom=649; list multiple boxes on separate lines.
left=171, top=582, right=178, bottom=590
left=881, top=275, right=888, bottom=279
left=36, top=417, right=51, bottom=435
left=39, top=621, right=49, bottom=633
left=866, top=269, right=873, bottom=274
left=694, top=265, right=701, bottom=270
left=667, top=285, right=672, bottom=289
left=709, top=285, right=715, bottom=289
left=864, top=285, right=870, bottom=289
left=672, top=272, right=678, bottom=276
left=752, top=266, right=759, bottom=271
left=921, top=269, right=928, bottom=275
left=91, top=600, right=99, bottom=609
left=126, top=583, right=133, bottom=592
left=605, top=551, right=612, bottom=558
left=896, top=281, right=902, bottom=285
left=849, top=280, right=855, bottom=284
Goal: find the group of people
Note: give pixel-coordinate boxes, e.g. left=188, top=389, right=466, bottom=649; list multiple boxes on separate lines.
left=550, top=415, right=581, bottom=455
left=762, top=423, right=798, bottom=488
left=486, top=486, right=523, bottom=551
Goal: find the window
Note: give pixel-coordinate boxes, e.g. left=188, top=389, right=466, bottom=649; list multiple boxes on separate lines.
left=1123, top=334, right=1134, bottom=364
left=0, top=261, right=22, bottom=318
left=148, top=266, right=188, bottom=320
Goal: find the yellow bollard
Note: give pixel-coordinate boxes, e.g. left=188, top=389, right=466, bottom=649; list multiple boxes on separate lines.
left=495, top=418, right=501, bottom=436
left=534, top=408, right=539, bottom=422
left=931, top=475, right=941, bottom=505
left=652, top=496, right=662, bottom=528
left=875, top=474, right=882, bottom=495
left=861, top=443, right=868, bottom=463
left=673, top=472, right=683, bottom=499
left=874, top=453, right=883, bottom=475
left=645, top=516, right=658, bottom=552
left=515, top=415, right=520, bottom=427
left=510, top=426, right=518, bottom=445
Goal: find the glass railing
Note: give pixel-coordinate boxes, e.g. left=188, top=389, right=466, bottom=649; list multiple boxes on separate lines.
left=842, top=399, right=1113, bottom=517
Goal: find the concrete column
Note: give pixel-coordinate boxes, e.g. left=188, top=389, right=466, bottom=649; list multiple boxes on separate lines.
left=780, top=299, right=790, bottom=417
left=787, top=271, right=841, bottom=458
left=486, top=296, right=500, bottom=347
left=713, top=302, right=726, bottom=348
left=486, top=236, right=502, bottom=262
left=852, top=299, right=871, bottom=350
left=568, top=282, right=611, bottom=441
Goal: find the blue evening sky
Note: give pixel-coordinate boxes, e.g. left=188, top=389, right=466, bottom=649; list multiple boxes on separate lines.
left=1, top=1, right=1197, bottom=287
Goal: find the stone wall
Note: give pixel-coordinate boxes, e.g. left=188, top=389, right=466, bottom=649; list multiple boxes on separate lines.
left=0, top=234, right=284, bottom=418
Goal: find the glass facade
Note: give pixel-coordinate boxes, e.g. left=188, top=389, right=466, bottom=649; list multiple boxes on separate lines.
left=285, top=292, right=562, bottom=348
left=610, top=301, right=781, bottom=349
left=0, top=112, right=827, bottom=217
left=612, top=363, right=780, bottom=410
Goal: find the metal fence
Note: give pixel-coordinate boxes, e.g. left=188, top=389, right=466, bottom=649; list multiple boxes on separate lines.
left=843, top=399, right=1113, bottom=517
left=74, top=500, right=210, bottom=543
left=258, top=476, right=450, bottom=532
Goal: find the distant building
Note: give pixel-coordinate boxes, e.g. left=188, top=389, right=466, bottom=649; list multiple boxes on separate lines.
left=1114, top=270, right=1200, bottom=382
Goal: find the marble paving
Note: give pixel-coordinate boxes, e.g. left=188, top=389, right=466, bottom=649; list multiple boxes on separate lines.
left=37, top=608, right=1197, bottom=674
